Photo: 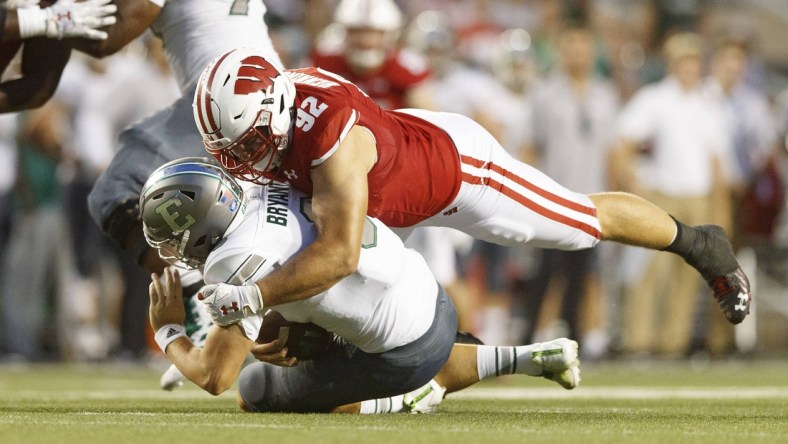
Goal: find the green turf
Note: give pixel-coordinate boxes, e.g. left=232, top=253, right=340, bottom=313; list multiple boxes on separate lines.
left=0, top=360, right=786, bottom=444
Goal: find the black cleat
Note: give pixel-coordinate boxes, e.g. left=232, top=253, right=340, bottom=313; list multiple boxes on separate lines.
left=708, top=268, right=751, bottom=324
left=694, top=225, right=752, bottom=324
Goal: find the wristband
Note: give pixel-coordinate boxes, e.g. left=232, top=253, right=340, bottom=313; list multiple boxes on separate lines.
left=154, top=324, right=186, bottom=353
left=16, top=7, right=47, bottom=39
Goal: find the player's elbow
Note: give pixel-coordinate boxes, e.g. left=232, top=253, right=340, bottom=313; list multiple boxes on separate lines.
left=334, top=246, right=360, bottom=278
left=202, top=372, right=235, bottom=396
left=195, top=362, right=238, bottom=395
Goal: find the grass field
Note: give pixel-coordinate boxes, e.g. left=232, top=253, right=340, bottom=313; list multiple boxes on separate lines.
left=1, top=359, right=786, bottom=444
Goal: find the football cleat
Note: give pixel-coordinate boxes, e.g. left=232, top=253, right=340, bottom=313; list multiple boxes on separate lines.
left=160, top=364, right=185, bottom=391
left=708, top=268, right=751, bottom=324
left=403, top=379, right=447, bottom=414
left=531, top=338, right=581, bottom=390
left=694, top=225, right=752, bottom=324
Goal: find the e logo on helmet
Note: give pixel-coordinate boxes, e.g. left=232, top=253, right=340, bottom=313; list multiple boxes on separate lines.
left=156, top=198, right=196, bottom=233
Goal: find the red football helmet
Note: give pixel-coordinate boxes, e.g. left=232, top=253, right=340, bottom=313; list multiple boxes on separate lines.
left=193, top=48, right=295, bottom=184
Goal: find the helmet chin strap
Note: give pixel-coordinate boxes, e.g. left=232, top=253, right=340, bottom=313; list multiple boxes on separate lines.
left=176, top=229, right=191, bottom=261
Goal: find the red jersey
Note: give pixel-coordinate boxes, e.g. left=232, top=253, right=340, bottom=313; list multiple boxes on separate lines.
left=309, top=49, right=429, bottom=110
left=272, top=67, right=461, bottom=227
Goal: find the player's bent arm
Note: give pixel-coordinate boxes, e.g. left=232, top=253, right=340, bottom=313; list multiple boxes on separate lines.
left=67, top=0, right=160, bottom=58
left=0, top=38, right=69, bottom=113
left=150, top=268, right=253, bottom=395
left=255, top=126, right=377, bottom=307
left=166, top=324, right=253, bottom=395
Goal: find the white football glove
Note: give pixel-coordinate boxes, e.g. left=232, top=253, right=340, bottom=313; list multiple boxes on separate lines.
left=198, top=283, right=264, bottom=327
left=17, top=0, right=118, bottom=40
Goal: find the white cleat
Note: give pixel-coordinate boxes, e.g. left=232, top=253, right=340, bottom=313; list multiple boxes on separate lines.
left=531, top=338, right=581, bottom=390
left=403, top=379, right=447, bottom=413
left=160, top=364, right=186, bottom=391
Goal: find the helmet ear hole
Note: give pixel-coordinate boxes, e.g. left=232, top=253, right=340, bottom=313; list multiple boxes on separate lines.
left=182, top=191, right=196, bottom=201
left=152, top=193, right=165, bottom=201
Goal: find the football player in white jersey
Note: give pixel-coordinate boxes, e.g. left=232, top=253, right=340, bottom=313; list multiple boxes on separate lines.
left=0, top=0, right=283, bottom=386
left=142, top=158, right=580, bottom=413
left=84, top=0, right=282, bottom=268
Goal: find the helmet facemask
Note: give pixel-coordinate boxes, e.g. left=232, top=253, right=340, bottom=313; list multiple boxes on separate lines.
left=206, top=105, right=291, bottom=185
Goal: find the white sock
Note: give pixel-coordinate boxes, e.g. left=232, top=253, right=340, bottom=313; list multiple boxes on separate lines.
left=359, top=395, right=406, bottom=414
left=476, top=344, right=543, bottom=379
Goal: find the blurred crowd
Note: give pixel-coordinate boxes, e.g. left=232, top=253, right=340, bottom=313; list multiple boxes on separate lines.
left=1, top=0, right=787, bottom=364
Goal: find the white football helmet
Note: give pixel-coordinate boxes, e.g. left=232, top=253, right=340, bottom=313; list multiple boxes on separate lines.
left=334, top=0, right=402, bottom=32
left=333, top=0, right=403, bottom=72
left=193, top=48, right=296, bottom=184
left=140, top=157, right=246, bottom=269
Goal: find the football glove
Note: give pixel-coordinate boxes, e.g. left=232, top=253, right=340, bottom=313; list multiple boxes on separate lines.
left=17, top=0, right=118, bottom=40
left=198, top=282, right=264, bottom=327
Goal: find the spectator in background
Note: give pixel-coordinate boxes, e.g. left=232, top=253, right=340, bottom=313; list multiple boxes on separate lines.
left=699, top=37, right=778, bottom=357
left=705, top=38, right=777, bottom=249
left=0, top=113, right=16, bottom=356
left=63, top=36, right=180, bottom=360
left=0, top=102, right=78, bottom=361
left=522, top=23, right=619, bottom=359
left=490, top=27, right=539, bottom=164
left=486, top=27, right=540, bottom=344
left=611, top=32, right=730, bottom=358
left=0, top=113, right=16, bottom=260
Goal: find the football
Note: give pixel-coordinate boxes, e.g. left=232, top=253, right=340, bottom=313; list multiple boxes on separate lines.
left=257, top=311, right=333, bottom=360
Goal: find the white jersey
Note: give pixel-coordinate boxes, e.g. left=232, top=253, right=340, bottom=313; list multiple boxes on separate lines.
left=203, top=182, right=439, bottom=354
left=150, top=0, right=283, bottom=93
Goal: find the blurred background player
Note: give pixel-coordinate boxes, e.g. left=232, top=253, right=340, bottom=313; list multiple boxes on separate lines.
left=309, top=0, right=428, bottom=110
left=519, top=22, right=619, bottom=360
left=610, top=32, right=731, bottom=358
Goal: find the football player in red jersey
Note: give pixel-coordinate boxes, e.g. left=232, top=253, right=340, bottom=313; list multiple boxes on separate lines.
left=192, top=48, right=752, bottom=331
left=309, top=0, right=429, bottom=110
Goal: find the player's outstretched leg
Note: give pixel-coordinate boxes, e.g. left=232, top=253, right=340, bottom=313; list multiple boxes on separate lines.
left=475, top=338, right=581, bottom=390
left=664, top=223, right=751, bottom=324
left=589, top=192, right=752, bottom=324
